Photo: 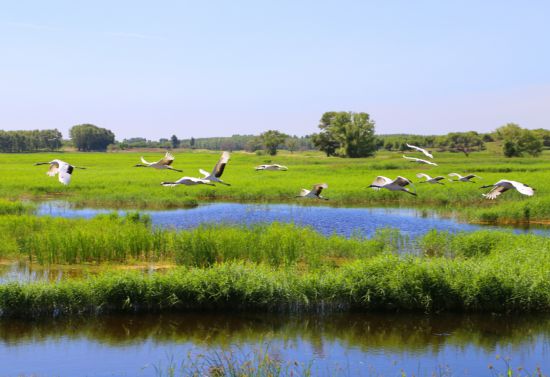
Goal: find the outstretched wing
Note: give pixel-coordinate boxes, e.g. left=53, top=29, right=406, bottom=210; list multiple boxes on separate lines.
left=416, top=173, right=431, bottom=180
left=212, top=151, right=230, bottom=178
left=140, top=156, right=152, bottom=165
left=312, top=183, right=328, bottom=196
left=47, top=161, right=60, bottom=177
left=402, top=155, right=417, bottom=162
left=464, top=174, right=479, bottom=180
left=159, top=152, right=175, bottom=166
left=483, top=185, right=508, bottom=200
left=371, top=176, right=392, bottom=188
left=448, top=173, right=461, bottom=179
left=406, top=143, right=433, bottom=159
left=393, top=176, right=413, bottom=187
left=510, top=181, right=535, bottom=196
left=199, top=169, right=210, bottom=178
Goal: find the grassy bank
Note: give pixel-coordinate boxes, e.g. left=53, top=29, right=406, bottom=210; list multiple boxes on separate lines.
left=0, top=251, right=548, bottom=318
left=2, top=150, right=550, bottom=223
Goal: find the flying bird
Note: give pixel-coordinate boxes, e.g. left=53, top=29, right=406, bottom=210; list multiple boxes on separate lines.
left=255, top=164, right=288, bottom=171
left=369, top=176, right=417, bottom=196
left=406, top=143, right=433, bottom=159
left=161, top=177, right=215, bottom=187
left=480, top=180, right=534, bottom=200
left=416, top=173, right=446, bottom=185
left=448, top=173, right=481, bottom=183
left=34, top=159, right=86, bottom=185
left=199, top=151, right=231, bottom=186
left=403, top=155, right=438, bottom=166
left=134, top=152, right=182, bottom=172
left=296, top=183, right=329, bottom=200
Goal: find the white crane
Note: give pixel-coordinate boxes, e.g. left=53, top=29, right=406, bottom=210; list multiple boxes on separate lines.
left=406, top=143, right=433, bottom=159
left=369, top=176, right=417, bottom=196
left=199, top=151, right=231, bottom=186
left=34, top=159, right=86, bottom=185
left=448, top=173, right=481, bottom=183
left=161, top=177, right=215, bottom=187
left=416, top=173, right=445, bottom=185
left=403, top=155, right=438, bottom=166
left=134, top=152, right=182, bottom=172
left=480, top=180, right=534, bottom=200
left=296, top=183, right=329, bottom=200
left=255, top=164, right=288, bottom=171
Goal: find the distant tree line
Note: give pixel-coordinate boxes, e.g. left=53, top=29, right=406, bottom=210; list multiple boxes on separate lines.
left=0, top=129, right=63, bottom=152
left=2, top=118, right=548, bottom=158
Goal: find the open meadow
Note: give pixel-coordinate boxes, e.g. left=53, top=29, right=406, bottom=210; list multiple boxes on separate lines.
left=1, top=147, right=550, bottom=224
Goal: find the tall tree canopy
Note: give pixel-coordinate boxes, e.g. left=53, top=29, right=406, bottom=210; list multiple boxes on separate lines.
left=494, top=123, right=543, bottom=157
left=312, top=111, right=377, bottom=158
left=259, top=130, right=288, bottom=155
left=69, top=124, right=115, bottom=151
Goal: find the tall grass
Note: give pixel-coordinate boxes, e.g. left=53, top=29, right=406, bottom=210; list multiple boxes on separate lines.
left=0, top=199, right=34, bottom=215
left=2, top=150, right=550, bottom=223
left=0, top=249, right=548, bottom=318
left=1, top=213, right=549, bottom=266
left=0, top=214, right=399, bottom=266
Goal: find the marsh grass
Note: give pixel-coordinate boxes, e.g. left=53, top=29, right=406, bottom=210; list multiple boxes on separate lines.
left=0, top=214, right=399, bottom=266
left=2, top=150, right=550, bottom=223
left=154, top=346, right=312, bottom=377
left=0, top=249, right=548, bottom=318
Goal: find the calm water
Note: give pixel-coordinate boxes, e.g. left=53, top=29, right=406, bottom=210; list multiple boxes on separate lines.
left=8, top=202, right=545, bottom=376
left=37, top=201, right=549, bottom=239
left=0, top=312, right=548, bottom=377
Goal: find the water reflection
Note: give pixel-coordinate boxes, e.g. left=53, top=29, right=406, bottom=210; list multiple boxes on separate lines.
left=37, top=201, right=549, bottom=239
left=0, top=313, right=548, bottom=376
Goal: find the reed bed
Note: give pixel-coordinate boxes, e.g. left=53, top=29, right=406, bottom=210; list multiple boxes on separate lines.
left=2, top=213, right=548, bottom=267
left=0, top=214, right=400, bottom=266
left=2, top=150, right=550, bottom=224
left=0, top=248, right=548, bottom=318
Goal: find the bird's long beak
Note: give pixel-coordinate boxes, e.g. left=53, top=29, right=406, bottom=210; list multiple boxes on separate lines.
left=34, top=162, right=48, bottom=166
left=479, top=185, right=491, bottom=189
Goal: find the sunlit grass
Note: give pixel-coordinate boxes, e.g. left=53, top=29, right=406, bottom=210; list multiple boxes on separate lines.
left=2, top=150, right=550, bottom=223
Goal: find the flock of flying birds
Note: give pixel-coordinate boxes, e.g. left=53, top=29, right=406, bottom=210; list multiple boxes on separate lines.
left=34, top=143, right=535, bottom=201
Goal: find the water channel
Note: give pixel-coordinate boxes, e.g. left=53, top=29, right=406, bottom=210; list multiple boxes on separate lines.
left=0, top=312, right=548, bottom=376
left=0, top=201, right=547, bottom=376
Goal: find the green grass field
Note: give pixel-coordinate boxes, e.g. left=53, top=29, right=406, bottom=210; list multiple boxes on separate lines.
left=1, top=149, right=549, bottom=317
left=1, top=148, right=550, bottom=223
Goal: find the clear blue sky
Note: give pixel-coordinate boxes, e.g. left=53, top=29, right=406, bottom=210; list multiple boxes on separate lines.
left=1, top=1, right=549, bottom=139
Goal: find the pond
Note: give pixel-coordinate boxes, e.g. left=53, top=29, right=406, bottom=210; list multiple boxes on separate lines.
left=0, top=312, right=548, bottom=376
left=37, top=201, right=549, bottom=239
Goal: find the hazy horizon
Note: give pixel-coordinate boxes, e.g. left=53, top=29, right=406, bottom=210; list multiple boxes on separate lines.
left=1, top=1, right=549, bottom=139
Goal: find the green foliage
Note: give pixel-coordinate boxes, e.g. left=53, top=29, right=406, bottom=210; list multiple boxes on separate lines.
left=312, top=111, right=377, bottom=158
left=259, top=130, right=288, bottom=156
left=495, top=123, right=543, bottom=157
left=70, top=124, right=115, bottom=152
left=0, top=129, right=62, bottom=152
left=1, top=238, right=549, bottom=317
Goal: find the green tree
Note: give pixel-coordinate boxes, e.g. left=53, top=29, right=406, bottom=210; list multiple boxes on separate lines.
left=495, top=123, right=543, bottom=157
left=259, top=130, right=288, bottom=156
left=285, top=138, right=299, bottom=153
left=444, top=131, right=485, bottom=156
left=312, top=111, right=377, bottom=158
left=69, top=124, right=115, bottom=151
left=170, top=135, right=180, bottom=149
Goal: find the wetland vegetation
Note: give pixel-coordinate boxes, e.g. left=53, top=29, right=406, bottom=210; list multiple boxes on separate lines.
left=2, top=149, right=550, bottom=223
